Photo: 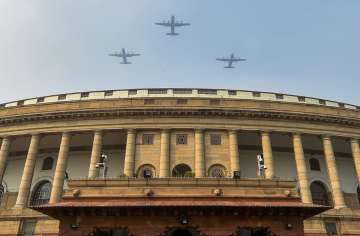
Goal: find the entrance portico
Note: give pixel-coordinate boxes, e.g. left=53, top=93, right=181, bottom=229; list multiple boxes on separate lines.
left=33, top=178, right=329, bottom=236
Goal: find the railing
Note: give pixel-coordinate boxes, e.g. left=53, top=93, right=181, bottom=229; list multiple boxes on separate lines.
left=1, top=88, right=358, bottom=111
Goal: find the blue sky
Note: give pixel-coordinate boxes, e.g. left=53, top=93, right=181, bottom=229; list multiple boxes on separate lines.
left=0, top=1, right=359, bottom=104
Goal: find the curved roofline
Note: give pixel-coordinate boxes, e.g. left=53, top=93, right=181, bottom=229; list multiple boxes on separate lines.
left=1, top=87, right=359, bottom=111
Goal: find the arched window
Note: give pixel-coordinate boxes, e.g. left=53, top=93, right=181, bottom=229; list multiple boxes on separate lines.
left=0, top=184, right=4, bottom=205
left=30, top=181, right=52, bottom=206
left=42, top=157, right=54, bottom=171
left=208, top=164, right=226, bottom=178
left=357, top=185, right=360, bottom=204
left=137, top=164, right=156, bottom=178
left=172, top=164, right=192, bottom=177
left=310, top=181, right=330, bottom=206
left=309, top=158, right=321, bottom=171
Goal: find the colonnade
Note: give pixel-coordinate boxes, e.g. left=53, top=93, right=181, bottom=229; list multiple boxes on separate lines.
left=0, top=129, right=359, bottom=209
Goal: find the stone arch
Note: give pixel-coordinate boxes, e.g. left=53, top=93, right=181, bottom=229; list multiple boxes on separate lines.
left=208, top=164, right=227, bottom=177
left=310, top=180, right=331, bottom=206
left=30, top=180, right=52, bottom=206
left=136, top=164, right=156, bottom=178
left=172, top=163, right=192, bottom=177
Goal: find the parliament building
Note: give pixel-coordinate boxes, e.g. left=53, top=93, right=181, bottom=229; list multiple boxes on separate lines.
left=0, top=88, right=359, bottom=236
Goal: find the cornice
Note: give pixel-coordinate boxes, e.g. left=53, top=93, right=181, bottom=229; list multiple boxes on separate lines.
left=0, top=108, right=359, bottom=128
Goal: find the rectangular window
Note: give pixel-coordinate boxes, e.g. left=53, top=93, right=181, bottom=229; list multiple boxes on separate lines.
left=58, top=94, right=66, bottom=100
left=144, top=99, right=155, bottom=105
left=198, top=89, right=217, bottom=95
left=128, top=90, right=137, bottom=95
left=298, top=96, right=305, bottom=102
left=177, top=99, right=188, bottom=105
left=37, top=97, right=45, bottom=103
left=173, top=89, right=192, bottom=94
left=19, top=220, right=37, bottom=236
left=275, top=94, right=283, bottom=99
left=210, top=134, right=221, bottom=145
left=228, top=90, right=237, bottom=96
left=176, top=134, right=188, bottom=145
left=17, top=101, right=24, bottom=106
left=81, top=92, right=89, bottom=98
left=253, top=92, right=261, bottom=97
left=338, top=103, right=345, bottom=108
left=104, top=90, right=113, bottom=96
left=148, top=89, right=167, bottom=94
left=319, top=99, right=326, bottom=105
left=142, top=134, right=154, bottom=145
left=325, top=222, right=338, bottom=236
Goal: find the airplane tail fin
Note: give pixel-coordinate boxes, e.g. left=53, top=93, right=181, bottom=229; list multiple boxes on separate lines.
left=166, top=33, right=179, bottom=36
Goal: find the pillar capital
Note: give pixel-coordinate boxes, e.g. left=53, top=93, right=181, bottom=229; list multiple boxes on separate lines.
left=228, top=129, right=239, bottom=135
left=194, top=128, right=205, bottom=133
left=160, top=128, right=170, bottom=133
left=93, top=130, right=103, bottom=135
left=127, top=129, right=136, bottom=134
left=322, top=134, right=332, bottom=140
left=260, top=130, right=271, bottom=136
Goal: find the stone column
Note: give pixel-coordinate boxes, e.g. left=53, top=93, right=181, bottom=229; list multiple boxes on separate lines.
left=0, top=137, right=11, bottom=185
left=88, top=130, right=103, bottom=179
left=261, top=131, right=274, bottom=179
left=350, top=138, right=360, bottom=186
left=124, top=129, right=136, bottom=177
left=159, top=129, right=170, bottom=178
left=228, top=130, right=240, bottom=176
left=50, top=132, right=71, bottom=204
left=322, top=136, right=346, bottom=208
left=14, top=134, right=41, bottom=209
left=195, top=129, right=205, bottom=178
left=292, top=133, right=312, bottom=204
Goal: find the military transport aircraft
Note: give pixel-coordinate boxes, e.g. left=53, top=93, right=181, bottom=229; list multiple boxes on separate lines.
left=108, top=48, right=141, bottom=64
left=216, top=53, right=246, bottom=68
left=155, top=15, right=190, bottom=36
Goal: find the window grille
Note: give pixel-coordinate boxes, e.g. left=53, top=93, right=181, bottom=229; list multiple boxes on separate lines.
left=325, top=222, right=338, bottom=236
left=319, top=99, right=326, bottom=105
left=30, top=181, right=52, bottom=206
left=172, top=164, right=192, bottom=177
left=142, top=134, right=154, bottom=145
left=17, top=101, right=24, bottom=106
left=209, top=165, right=226, bottom=178
left=19, top=220, right=37, bottom=236
left=0, top=184, right=4, bottom=205
left=210, top=134, right=221, bottom=145
left=310, top=181, right=330, bottom=206
left=176, top=134, right=187, bottom=145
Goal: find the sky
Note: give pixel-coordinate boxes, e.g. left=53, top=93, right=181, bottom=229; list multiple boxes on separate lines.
left=0, top=0, right=359, bottom=104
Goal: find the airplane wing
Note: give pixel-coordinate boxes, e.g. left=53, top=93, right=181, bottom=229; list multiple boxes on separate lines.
left=174, top=22, right=190, bottom=27
left=109, top=53, right=123, bottom=57
left=155, top=22, right=171, bottom=27
left=125, top=53, right=141, bottom=57
left=233, top=58, right=246, bottom=62
left=216, top=58, right=231, bottom=62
